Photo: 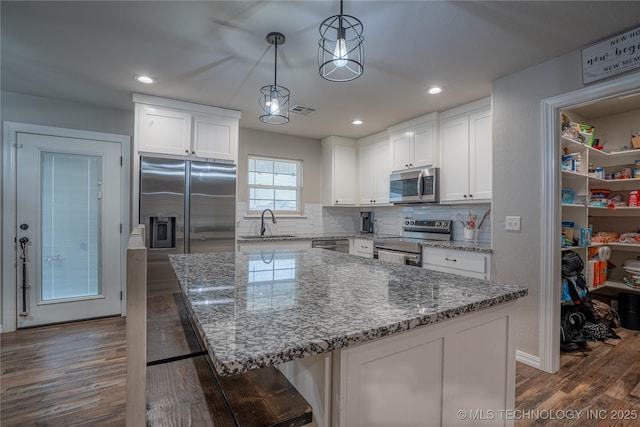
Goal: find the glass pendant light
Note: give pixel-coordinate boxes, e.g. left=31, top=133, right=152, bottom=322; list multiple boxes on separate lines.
left=259, top=32, right=290, bottom=124
left=318, top=0, right=364, bottom=82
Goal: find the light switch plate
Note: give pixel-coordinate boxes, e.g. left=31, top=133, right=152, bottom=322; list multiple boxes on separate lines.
left=505, top=216, right=521, bottom=231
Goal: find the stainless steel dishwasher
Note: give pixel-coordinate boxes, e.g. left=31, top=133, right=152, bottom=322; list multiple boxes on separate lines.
left=311, top=239, right=350, bottom=253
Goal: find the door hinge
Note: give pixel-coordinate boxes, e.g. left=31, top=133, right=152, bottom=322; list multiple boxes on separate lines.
left=120, top=224, right=123, bottom=234
left=120, top=291, right=123, bottom=301
left=13, top=143, right=23, bottom=148
left=120, top=156, right=123, bottom=166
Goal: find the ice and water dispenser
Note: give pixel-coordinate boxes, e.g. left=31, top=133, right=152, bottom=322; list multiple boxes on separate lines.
left=149, top=216, right=176, bottom=249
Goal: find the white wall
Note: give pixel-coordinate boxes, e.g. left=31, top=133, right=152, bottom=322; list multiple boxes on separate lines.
left=1, top=91, right=133, bottom=136
left=491, top=52, right=584, bottom=358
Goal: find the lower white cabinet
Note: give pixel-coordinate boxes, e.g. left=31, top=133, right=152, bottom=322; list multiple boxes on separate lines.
left=278, top=301, right=516, bottom=427
left=333, top=302, right=515, bottom=427
left=422, top=247, right=491, bottom=279
left=350, top=238, right=373, bottom=258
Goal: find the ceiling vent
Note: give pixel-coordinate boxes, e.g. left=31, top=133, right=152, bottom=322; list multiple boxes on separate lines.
left=289, top=105, right=317, bottom=116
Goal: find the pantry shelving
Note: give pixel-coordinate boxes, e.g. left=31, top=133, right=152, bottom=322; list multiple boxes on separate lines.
left=561, top=133, right=640, bottom=295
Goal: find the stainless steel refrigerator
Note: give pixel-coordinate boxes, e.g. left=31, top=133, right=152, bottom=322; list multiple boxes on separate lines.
left=140, top=157, right=236, bottom=294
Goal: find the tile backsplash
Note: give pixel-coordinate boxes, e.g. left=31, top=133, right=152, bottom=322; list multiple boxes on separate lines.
left=367, top=204, right=491, bottom=244
left=236, top=202, right=492, bottom=244
left=236, top=203, right=361, bottom=236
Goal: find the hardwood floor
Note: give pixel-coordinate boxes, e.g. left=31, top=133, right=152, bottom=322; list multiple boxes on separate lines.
left=1, top=317, right=126, bottom=427
left=516, top=328, right=640, bottom=427
left=2, top=316, right=639, bottom=426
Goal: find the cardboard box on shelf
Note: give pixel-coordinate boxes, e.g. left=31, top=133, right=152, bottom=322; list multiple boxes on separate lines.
left=579, top=227, right=592, bottom=246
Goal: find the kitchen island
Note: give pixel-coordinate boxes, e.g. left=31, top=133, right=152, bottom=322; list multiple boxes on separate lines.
left=169, top=249, right=527, bottom=427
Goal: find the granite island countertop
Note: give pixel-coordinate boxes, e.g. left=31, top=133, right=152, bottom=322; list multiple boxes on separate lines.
left=168, top=249, right=525, bottom=376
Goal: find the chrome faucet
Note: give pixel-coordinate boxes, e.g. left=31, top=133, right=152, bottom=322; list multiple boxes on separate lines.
left=260, top=209, right=277, bottom=236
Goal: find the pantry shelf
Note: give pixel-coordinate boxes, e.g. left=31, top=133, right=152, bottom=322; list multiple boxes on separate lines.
left=589, top=242, right=640, bottom=251
left=590, top=280, right=640, bottom=294
left=560, top=114, right=640, bottom=298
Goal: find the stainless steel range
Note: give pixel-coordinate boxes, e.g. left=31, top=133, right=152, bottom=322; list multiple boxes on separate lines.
left=373, top=219, right=451, bottom=266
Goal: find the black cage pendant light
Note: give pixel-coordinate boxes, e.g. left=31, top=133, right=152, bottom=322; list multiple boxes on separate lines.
left=259, top=32, right=290, bottom=124
left=318, top=0, right=364, bottom=82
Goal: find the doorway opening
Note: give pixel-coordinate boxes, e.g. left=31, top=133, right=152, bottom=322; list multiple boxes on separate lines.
left=541, top=73, right=640, bottom=373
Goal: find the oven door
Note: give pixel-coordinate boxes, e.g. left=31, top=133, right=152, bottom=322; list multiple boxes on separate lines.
left=375, top=249, right=421, bottom=267
left=389, top=168, right=438, bottom=203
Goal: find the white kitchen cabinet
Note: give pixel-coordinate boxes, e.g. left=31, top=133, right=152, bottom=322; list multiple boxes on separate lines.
left=192, top=114, right=238, bottom=161
left=422, top=247, right=491, bottom=279
left=322, top=136, right=357, bottom=206
left=134, top=94, right=241, bottom=163
left=388, top=113, right=439, bottom=171
left=357, top=132, right=391, bottom=205
left=351, top=238, right=373, bottom=258
left=440, top=98, right=492, bottom=203
left=136, top=104, right=192, bottom=156
left=331, top=300, right=515, bottom=426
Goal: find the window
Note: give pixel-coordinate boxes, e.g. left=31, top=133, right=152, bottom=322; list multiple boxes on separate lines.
left=248, top=156, right=302, bottom=214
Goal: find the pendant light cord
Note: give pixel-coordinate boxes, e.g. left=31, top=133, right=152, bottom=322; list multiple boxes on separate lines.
left=273, top=41, right=278, bottom=87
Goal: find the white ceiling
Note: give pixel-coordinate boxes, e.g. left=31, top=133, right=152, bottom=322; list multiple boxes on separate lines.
left=3, top=1, right=640, bottom=140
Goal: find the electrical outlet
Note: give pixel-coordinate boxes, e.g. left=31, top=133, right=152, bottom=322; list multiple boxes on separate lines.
left=505, top=216, right=521, bottom=231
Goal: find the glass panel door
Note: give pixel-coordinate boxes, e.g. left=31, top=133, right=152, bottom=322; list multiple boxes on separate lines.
left=15, top=132, right=122, bottom=328
left=40, top=152, right=102, bottom=302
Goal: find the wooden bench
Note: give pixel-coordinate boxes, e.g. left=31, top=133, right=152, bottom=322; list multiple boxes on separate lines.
left=146, top=293, right=312, bottom=427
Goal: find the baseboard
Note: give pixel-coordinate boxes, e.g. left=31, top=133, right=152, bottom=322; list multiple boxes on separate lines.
left=516, top=350, right=541, bottom=369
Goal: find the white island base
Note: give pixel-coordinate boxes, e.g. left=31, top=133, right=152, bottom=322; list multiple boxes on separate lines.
left=278, top=301, right=516, bottom=427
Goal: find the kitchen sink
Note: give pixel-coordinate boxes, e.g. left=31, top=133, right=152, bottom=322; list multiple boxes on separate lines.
left=239, top=234, right=296, bottom=239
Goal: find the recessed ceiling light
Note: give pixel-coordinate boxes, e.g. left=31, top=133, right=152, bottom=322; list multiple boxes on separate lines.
left=427, top=87, right=442, bottom=95
left=134, top=75, right=156, bottom=84
left=352, top=119, right=363, bottom=125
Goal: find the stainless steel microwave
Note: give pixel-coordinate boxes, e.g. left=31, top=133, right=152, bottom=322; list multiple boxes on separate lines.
left=389, top=167, right=439, bottom=203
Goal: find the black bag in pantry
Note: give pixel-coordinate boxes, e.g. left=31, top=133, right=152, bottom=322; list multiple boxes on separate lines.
left=560, top=251, right=619, bottom=351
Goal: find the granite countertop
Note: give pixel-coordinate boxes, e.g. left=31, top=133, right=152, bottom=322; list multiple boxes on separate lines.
left=237, top=233, right=492, bottom=253
left=169, top=249, right=525, bottom=376
left=421, top=240, right=493, bottom=253
left=237, top=232, right=398, bottom=243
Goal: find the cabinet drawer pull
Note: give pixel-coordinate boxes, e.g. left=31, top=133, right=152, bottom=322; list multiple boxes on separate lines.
left=445, top=257, right=457, bottom=262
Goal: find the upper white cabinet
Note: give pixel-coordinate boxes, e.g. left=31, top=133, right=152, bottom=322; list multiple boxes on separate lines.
left=136, top=105, right=192, bottom=156
left=357, top=132, right=390, bottom=205
left=322, top=136, right=357, bottom=206
left=193, top=114, right=239, bottom=161
left=440, top=98, right=492, bottom=203
left=134, top=94, right=241, bottom=163
left=388, top=113, right=439, bottom=171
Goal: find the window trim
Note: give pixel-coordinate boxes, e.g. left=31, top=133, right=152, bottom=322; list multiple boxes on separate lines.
left=247, top=155, right=304, bottom=216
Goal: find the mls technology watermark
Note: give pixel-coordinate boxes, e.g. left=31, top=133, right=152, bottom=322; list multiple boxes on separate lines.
left=456, top=409, right=638, bottom=422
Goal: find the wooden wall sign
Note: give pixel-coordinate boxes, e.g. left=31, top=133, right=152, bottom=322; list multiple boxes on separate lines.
left=582, top=25, right=640, bottom=85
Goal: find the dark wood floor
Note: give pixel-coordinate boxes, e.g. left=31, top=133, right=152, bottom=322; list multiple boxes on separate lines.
left=516, top=327, right=640, bottom=427
left=2, top=316, right=639, bottom=426
left=1, top=317, right=126, bottom=426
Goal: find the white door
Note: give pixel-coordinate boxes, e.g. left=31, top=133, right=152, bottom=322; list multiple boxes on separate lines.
left=15, top=133, right=122, bottom=328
